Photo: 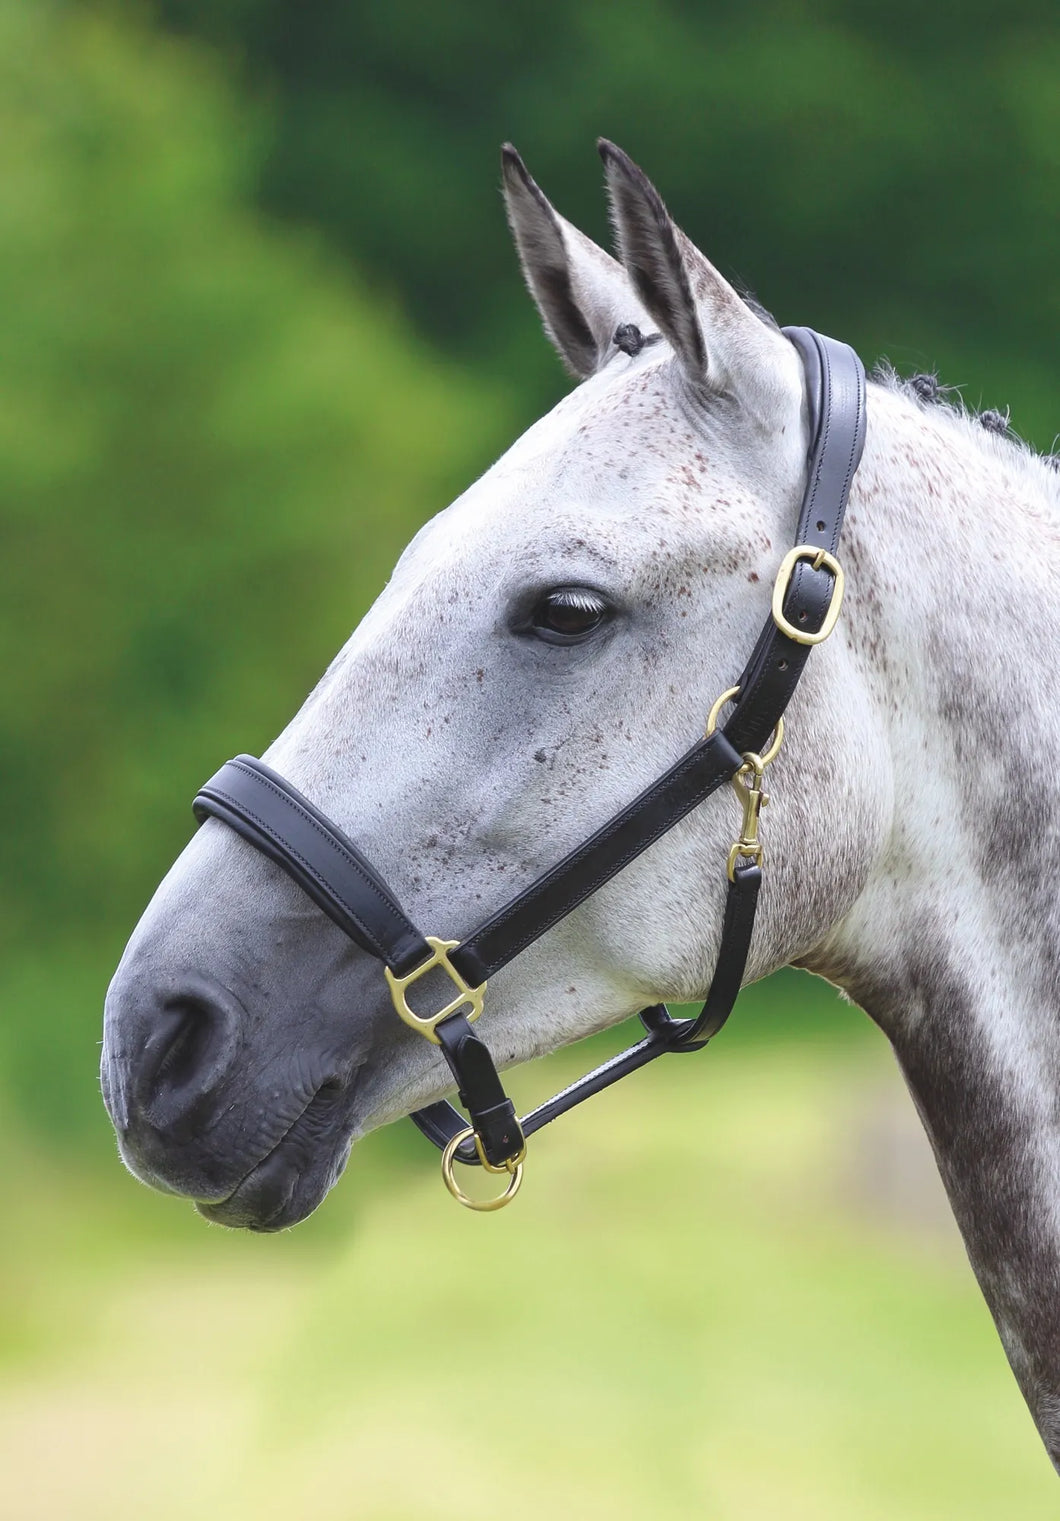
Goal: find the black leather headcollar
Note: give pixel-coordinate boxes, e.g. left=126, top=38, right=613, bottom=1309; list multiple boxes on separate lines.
left=192, top=327, right=866, bottom=1200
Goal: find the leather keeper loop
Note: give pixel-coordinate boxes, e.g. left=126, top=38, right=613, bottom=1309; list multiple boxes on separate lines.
left=435, top=1014, right=526, bottom=1168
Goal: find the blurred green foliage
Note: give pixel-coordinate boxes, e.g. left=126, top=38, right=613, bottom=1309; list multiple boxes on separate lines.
left=146, top=0, right=1060, bottom=432
left=0, top=2, right=510, bottom=951
left=0, top=0, right=512, bottom=1137
left=2, top=1034, right=1057, bottom=1515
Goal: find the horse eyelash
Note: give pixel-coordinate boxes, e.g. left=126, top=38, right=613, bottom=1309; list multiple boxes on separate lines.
left=546, top=588, right=608, bottom=613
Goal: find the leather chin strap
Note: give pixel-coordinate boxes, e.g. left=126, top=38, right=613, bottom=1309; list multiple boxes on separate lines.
left=192, top=326, right=866, bottom=1199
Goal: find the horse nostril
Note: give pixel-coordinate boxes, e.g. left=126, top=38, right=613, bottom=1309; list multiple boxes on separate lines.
left=138, top=990, right=240, bottom=1128
left=154, top=1000, right=213, bottom=1094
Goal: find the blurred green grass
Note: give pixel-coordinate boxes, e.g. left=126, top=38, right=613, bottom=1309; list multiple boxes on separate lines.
left=1, top=975, right=1054, bottom=1518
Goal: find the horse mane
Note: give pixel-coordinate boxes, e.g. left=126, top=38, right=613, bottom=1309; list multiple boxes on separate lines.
left=872, top=359, right=1060, bottom=497
left=735, top=283, right=1060, bottom=494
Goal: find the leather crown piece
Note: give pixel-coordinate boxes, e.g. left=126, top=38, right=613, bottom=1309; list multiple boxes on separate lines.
left=193, top=326, right=866, bottom=1179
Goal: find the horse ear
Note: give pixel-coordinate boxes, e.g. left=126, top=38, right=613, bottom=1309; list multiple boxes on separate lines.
left=502, top=144, right=636, bottom=379
left=599, top=140, right=782, bottom=398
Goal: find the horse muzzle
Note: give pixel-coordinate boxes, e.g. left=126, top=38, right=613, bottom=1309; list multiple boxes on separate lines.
left=101, top=959, right=359, bottom=1228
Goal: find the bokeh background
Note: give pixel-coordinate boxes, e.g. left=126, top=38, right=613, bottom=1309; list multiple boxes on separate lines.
left=3, top=2, right=1059, bottom=1515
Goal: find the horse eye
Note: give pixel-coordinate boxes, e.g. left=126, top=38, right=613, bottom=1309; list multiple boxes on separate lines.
left=530, top=587, right=611, bottom=643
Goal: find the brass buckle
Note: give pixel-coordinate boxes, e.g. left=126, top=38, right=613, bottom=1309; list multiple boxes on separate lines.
left=441, top=1125, right=524, bottom=1212
left=771, top=545, right=845, bottom=646
left=384, top=936, right=486, bottom=1045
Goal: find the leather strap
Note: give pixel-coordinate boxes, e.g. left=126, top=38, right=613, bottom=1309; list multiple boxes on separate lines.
left=725, top=328, right=865, bottom=755
left=192, top=740, right=746, bottom=1172
left=450, top=729, right=743, bottom=986
left=434, top=1015, right=524, bottom=1168
left=410, top=862, right=761, bottom=1164
left=193, top=755, right=431, bottom=976
left=671, top=859, right=762, bottom=1047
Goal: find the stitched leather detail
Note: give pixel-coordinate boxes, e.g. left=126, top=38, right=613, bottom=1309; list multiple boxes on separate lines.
left=193, top=756, right=430, bottom=975
left=411, top=863, right=762, bottom=1159
left=200, top=783, right=399, bottom=946
left=725, top=328, right=865, bottom=757
left=450, top=729, right=742, bottom=984
left=224, top=759, right=413, bottom=924
left=435, top=1013, right=525, bottom=1167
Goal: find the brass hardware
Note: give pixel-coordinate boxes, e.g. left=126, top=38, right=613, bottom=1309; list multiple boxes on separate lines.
left=472, top=1129, right=527, bottom=1174
left=706, top=686, right=784, bottom=767
left=771, top=545, right=845, bottom=646
left=727, top=753, right=770, bottom=881
left=441, top=1126, right=524, bottom=1212
left=707, top=685, right=784, bottom=878
left=385, top=937, right=486, bottom=1045
left=706, top=686, right=742, bottom=738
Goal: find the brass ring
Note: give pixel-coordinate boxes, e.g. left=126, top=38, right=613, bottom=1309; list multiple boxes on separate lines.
left=441, top=1126, right=524, bottom=1212
left=705, top=685, right=742, bottom=737
left=705, top=686, right=784, bottom=767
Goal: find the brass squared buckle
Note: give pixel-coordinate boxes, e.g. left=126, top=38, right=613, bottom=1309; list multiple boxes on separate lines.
left=771, top=545, right=845, bottom=646
left=385, top=936, right=486, bottom=1044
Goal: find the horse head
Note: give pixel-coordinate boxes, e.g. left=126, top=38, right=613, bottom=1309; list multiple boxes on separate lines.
left=101, top=144, right=888, bottom=1230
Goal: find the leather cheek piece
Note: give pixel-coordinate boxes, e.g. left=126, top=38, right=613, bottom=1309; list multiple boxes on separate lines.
left=449, top=728, right=744, bottom=987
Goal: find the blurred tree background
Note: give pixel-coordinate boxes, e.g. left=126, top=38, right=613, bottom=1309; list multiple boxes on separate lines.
left=2, top=2, right=1060, bottom=1512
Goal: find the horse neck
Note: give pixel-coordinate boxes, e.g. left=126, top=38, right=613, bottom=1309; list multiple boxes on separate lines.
left=806, top=382, right=1060, bottom=1465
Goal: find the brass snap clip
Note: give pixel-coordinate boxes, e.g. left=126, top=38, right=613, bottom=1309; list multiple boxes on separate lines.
left=728, top=755, right=769, bottom=880
left=706, top=685, right=784, bottom=880
left=441, top=1126, right=525, bottom=1212
left=385, top=937, right=486, bottom=1045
